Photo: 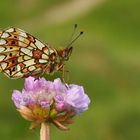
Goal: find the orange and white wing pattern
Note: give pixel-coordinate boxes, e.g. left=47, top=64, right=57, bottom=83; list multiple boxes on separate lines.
left=0, top=27, right=55, bottom=79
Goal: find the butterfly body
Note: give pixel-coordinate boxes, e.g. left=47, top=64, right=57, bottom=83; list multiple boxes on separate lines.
left=0, top=27, right=72, bottom=79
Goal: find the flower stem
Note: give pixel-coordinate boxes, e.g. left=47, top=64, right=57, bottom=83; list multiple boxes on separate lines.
left=40, top=122, right=50, bottom=140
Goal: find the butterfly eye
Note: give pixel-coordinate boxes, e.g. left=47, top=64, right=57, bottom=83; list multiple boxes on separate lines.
left=62, top=51, right=67, bottom=58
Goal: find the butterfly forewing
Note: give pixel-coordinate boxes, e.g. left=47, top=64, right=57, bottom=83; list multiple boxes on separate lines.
left=0, top=27, right=55, bottom=79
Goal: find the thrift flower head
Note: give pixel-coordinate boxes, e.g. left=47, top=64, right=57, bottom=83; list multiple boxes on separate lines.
left=12, top=76, right=90, bottom=130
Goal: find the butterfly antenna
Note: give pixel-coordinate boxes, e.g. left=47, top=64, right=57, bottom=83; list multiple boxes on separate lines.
left=67, top=24, right=78, bottom=44
left=71, top=24, right=78, bottom=39
left=66, top=31, right=84, bottom=48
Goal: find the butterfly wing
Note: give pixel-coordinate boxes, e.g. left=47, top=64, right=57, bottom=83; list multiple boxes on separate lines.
left=0, top=27, right=55, bottom=79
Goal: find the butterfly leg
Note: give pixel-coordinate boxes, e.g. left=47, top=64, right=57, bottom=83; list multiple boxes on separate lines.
left=60, top=64, right=70, bottom=83
left=62, top=65, right=65, bottom=83
left=38, top=64, right=51, bottom=78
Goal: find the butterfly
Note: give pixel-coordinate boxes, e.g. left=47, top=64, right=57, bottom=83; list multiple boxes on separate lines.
left=0, top=27, right=82, bottom=79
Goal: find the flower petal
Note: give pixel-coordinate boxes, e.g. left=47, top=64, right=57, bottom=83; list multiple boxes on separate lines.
left=24, top=76, right=36, bottom=91
left=65, top=85, right=90, bottom=113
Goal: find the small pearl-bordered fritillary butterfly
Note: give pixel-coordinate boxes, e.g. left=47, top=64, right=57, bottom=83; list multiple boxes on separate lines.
left=0, top=26, right=83, bottom=79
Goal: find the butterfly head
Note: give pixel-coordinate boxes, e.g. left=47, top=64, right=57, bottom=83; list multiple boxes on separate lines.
left=57, top=47, right=73, bottom=61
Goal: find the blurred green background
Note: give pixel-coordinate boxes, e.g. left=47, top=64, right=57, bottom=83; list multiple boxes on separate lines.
left=0, top=0, right=140, bottom=140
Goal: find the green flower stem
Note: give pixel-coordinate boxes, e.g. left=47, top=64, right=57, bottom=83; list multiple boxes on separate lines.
left=40, top=123, right=50, bottom=140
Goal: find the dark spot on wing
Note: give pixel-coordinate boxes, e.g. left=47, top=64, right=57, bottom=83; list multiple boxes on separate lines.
left=11, top=41, right=15, bottom=45
left=9, top=70, right=12, bottom=75
left=12, top=59, right=15, bottom=64
left=9, top=53, right=12, bottom=57
left=12, top=67, right=16, bottom=71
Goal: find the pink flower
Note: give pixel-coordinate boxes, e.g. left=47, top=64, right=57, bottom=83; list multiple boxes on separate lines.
left=12, top=77, right=90, bottom=130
